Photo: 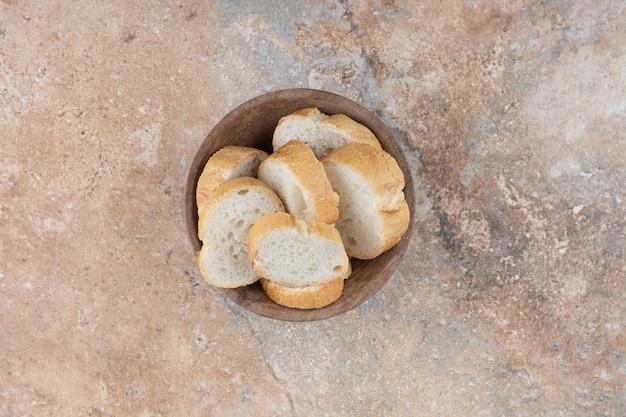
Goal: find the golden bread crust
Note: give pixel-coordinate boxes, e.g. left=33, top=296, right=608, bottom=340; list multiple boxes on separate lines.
left=260, top=278, right=344, bottom=309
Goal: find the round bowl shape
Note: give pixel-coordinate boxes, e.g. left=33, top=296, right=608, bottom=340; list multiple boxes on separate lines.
left=185, top=89, right=414, bottom=321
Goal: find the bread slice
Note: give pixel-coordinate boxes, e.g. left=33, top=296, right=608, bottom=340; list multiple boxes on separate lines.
left=260, top=258, right=351, bottom=309
left=322, top=143, right=410, bottom=259
left=257, top=139, right=339, bottom=224
left=248, top=212, right=349, bottom=287
left=272, top=107, right=382, bottom=159
left=196, top=177, right=284, bottom=288
left=260, top=277, right=344, bottom=309
left=271, top=107, right=327, bottom=155
left=196, top=145, right=267, bottom=218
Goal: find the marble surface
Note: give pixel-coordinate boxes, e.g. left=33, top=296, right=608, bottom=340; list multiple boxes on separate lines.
left=1, top=1, right=625, bottom=415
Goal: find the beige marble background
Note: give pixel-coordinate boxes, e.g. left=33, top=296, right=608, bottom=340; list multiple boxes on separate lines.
left=1, top=1, right=625, bottom=416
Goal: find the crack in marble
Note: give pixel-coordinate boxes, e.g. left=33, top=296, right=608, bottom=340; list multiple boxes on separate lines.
left=224, top=301, right=297, bottom=416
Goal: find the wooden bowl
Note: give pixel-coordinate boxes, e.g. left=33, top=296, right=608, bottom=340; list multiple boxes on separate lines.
left=185, top=89, right=414, bottom=321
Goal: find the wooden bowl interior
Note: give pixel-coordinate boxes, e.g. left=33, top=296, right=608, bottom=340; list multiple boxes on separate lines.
left=185, top=89, right=414, bottom=321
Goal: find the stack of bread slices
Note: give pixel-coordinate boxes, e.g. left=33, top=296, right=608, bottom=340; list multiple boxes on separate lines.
left=195, top=107, right=410, bottom=309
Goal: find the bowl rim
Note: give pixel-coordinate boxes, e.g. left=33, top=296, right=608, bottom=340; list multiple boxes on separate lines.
left=185, top=88, right=414, bottom=321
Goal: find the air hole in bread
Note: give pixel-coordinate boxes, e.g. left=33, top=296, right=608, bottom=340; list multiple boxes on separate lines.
left=237, top=189, right=249, bottom=196
left=333, top=265, right=343, bottom=273
left=234, top=219, right=244, bottom=228
left=347, top=236, right=357, bottom=246
left=344, top=217, right=353, bottom=224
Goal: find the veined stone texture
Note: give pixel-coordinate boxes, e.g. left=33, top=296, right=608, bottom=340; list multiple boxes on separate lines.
left=1, top=1, right=625, bottom=416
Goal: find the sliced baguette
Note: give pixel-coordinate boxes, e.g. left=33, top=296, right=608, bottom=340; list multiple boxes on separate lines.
left=259, top=258, right=352, bottom=309
left=271, top=107, right=327, bottom=155
left=257, top=139, right=339, bottom=224
left=248, top=212, right=349, bottom=287
left=260, top=277, right=344, bottom=309
left=196, top=146, right=267, bottom=237
left=272, top=107, right=382, bottom=159
left=260, top=259, right=351, bottom=309
left=322, top=143, right=410, bottom=259
left=197, top=177, right=284, bottom=288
